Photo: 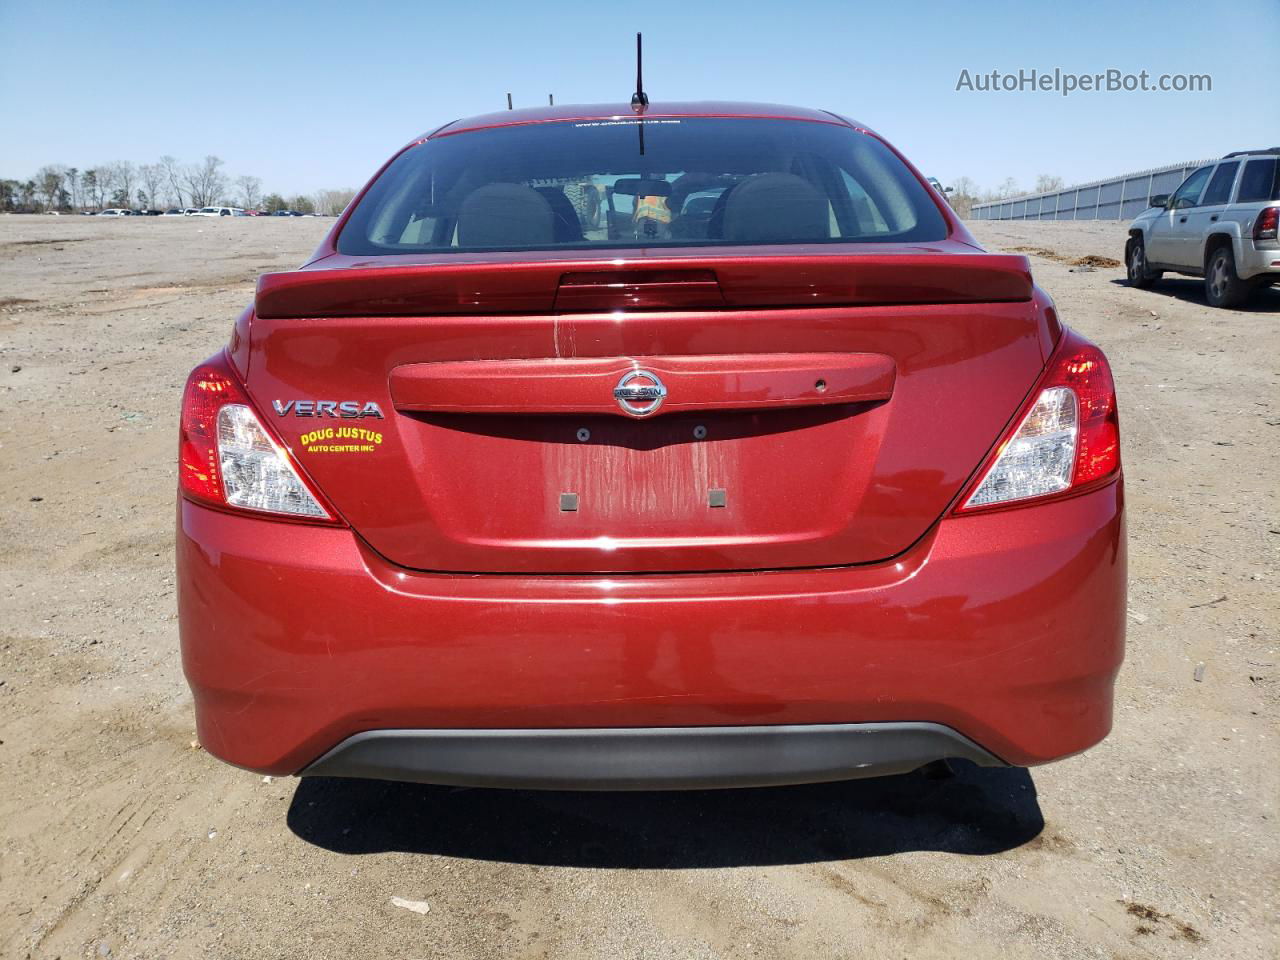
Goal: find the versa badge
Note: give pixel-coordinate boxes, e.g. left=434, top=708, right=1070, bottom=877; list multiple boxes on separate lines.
left=272, top=400, right=385, bottom=419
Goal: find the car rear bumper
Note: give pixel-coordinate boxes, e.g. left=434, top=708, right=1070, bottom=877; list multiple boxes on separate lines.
left=1238, top=239, right=1280, bottom=280
left=301, top=723, right=1003, bottom=790
left=178, top=480, right=1125, bottom=785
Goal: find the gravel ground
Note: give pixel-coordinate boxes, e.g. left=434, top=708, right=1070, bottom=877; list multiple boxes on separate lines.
left=0, top=215, right=1276, bottom=959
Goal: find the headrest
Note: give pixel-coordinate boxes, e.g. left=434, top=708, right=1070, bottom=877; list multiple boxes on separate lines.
left=457, top=183, right=554, bottom=247
left=721, top=173, right=829, bottom=243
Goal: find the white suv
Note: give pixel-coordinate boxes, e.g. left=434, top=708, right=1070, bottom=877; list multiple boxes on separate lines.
left=1126, top=149, right=1280, bottom=307
left=193, top=206, right=246, bottom=217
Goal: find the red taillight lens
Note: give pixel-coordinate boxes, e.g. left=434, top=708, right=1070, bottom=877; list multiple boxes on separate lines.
left=1254, top=207, right=1279, bottom=242
left=178, top=353, right=339, bottom=523
left=1057, top=341, right=1119, bottom=485
left=956, top=328, right=1120, bottom=514
left=179, top=364, right=244, bottom=502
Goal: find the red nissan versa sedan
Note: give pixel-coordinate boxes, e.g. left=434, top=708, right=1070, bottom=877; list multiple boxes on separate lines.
left=177, top=102, right=1125, bottom=790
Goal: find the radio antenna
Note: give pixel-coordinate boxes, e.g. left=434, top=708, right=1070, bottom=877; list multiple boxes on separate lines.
left=630, top=33, right=649, bottom=112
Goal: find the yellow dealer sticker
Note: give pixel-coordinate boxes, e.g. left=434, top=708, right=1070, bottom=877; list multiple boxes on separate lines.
left=299, top=426, right=384, bottom=454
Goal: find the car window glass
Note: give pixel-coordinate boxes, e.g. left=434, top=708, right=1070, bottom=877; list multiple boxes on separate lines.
left=1170, top=166, right=1213, bottom=209
left=1201, top=162, right=1239, bottom=206
left=1236, top=158, right=1280, bottom=203
left=837, top=169, right=892, bottom=234
left=395, top=213, right=439, bottom=245
left=340, top=118, right=949, bottom=255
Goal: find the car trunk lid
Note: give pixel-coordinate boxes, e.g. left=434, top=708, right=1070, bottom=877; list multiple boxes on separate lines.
left=247, top=251, right=1048, bottom=574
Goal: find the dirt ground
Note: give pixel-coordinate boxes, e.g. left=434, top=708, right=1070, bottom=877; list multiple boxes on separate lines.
left=1, top=215, right=1276, bottom=960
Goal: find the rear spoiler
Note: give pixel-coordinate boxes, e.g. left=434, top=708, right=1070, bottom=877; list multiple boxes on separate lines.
left=254, top=253, right=1033, bottom=318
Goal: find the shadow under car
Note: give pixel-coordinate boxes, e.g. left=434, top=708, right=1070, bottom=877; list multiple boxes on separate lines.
left=287, top=761, right=1043, bottom=868
left=1111, top=276, right=1280, bottom=311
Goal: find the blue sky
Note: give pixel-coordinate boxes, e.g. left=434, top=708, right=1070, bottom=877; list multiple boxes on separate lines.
left=3, top=0, right=1277, bottom=197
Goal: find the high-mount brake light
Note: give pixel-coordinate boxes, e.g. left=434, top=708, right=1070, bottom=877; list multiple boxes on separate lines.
left=956, top=329, right=1120, bottom=513
left=179, top=354, right=337, bottom=522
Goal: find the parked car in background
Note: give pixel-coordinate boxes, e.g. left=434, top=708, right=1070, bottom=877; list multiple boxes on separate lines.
left=162, top=209, right=185, bottom=217
left=178, top=100, right=1125, bottom=792
left=272, top=209, right=303, bottom=217
left=99, top=208, right=129, bottom=216
left=1126, top=148, right=1280, bottom=307
left=183, top=208, right=200, bottom=216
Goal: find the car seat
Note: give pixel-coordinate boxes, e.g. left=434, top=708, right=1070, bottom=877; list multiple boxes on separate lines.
left=534, top=187, right=585, bottom=242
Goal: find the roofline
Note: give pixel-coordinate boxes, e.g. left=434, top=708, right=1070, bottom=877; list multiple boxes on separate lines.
left=1222, top=147, right=1280, bottom=158
left=417, top=102, right=862, bottom=141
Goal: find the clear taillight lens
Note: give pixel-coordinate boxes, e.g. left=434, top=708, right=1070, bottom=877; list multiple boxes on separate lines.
left=957, top=329, right=1120, bottom=514
left=179, top=353, right=337, bottom=523
left=964, top=386, right=1077, bottom=508
left=216, top=404, right=328, bottom=518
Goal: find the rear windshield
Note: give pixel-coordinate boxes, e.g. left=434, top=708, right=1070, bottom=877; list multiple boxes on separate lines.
left=1236, top=158, right=1280, bottom=203
left=337, top=117, right=949, bottom=256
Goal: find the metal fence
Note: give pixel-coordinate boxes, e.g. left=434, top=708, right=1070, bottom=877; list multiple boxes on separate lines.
left=969, top=158, right=1215, bottom=221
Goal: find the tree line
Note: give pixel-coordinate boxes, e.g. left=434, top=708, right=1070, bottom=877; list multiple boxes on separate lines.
left=1, top=156, right=356, bottom=216
left=5, top=158, right=1063, bottom=221
left=944, top=175, right=1065, bottom=218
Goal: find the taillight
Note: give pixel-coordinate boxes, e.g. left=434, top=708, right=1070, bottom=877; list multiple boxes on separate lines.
left=956, top=329, right=1120, bottom=513
left=179, top=353, right=338, bottom=522
left=1254, top=207, right=1279, bottom=242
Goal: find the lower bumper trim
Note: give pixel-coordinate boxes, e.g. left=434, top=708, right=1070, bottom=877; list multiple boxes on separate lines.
left=300, top=722, right=1007, bottom=791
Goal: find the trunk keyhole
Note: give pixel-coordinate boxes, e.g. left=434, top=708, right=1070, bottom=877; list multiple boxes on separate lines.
left=815, top=379, right=827, bottom=392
